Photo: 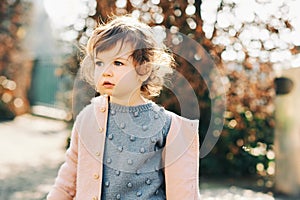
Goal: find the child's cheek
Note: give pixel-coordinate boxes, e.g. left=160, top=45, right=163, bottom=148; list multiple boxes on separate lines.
left=94, top=68, right=102, bottom=87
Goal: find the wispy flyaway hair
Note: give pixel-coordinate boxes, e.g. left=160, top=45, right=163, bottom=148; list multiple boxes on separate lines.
left=80, top=15, right=174, bottom=98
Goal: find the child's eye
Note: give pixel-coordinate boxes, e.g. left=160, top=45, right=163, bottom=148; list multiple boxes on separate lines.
left=114, top=61, right=124, bottom=66
left=95, top=61, right=104, bottom=67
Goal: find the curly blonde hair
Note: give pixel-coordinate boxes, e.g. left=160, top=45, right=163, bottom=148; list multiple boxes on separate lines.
left=80, top=15, right=174, bottom=99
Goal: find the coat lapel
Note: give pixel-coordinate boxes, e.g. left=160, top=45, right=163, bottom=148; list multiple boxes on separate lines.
left=77, top=95, right=109, bottom=162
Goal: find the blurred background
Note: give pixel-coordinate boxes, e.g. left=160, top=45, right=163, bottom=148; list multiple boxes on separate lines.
left=1, top=0, right=300, bottom=199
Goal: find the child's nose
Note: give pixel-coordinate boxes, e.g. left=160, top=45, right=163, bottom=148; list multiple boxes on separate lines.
left=102, top=65, right=113, bottom=77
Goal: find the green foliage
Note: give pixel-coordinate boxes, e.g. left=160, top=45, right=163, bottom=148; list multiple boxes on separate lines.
left=201, top=111, right=275, bottom=178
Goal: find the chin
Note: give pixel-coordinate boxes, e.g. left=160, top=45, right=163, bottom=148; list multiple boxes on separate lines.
left=103, top=92, right=113, bottom=96
left=98, top=88, right=113, bottom=96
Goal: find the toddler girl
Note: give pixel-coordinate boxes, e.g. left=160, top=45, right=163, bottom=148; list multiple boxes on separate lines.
left=47, top=15, right=200, bottom=200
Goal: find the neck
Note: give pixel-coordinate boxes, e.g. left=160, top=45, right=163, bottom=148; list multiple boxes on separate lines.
left=109, top=94, right=148, bottom=106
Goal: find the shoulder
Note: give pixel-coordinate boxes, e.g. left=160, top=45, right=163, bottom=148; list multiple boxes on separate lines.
left=165, top=109, right=199, bottom=132
left=150, top=102, right=172, bottom=123
left=151, top=102, right=199, bottom=133
left=74, top=95, right=107, bottom=126
left=75, top=103, right=93, bottom=121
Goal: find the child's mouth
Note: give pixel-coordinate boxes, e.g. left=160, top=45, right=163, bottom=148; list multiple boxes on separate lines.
left=103, top=81, right=115, bottom=88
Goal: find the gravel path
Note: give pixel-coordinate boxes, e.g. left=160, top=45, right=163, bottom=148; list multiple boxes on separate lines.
left=0, top=114, right=68, bottom=200
left=0, top=114, right=296, bottom=199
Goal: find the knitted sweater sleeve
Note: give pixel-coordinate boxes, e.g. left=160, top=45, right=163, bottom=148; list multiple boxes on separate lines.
left=46, top=124, right=78, bottom=200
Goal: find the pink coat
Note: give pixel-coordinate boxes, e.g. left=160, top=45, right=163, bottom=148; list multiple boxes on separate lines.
left=47, top=95, right=200, bottom=200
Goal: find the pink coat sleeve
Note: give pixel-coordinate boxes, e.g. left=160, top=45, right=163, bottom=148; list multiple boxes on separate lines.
left=47, top=125, right=78, bottom=200
left=164, top=113, right=200, bottom=200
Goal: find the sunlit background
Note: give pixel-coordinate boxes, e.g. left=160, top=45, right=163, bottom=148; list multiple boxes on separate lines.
left=44, top=0, right=300, bottom=66
left=201, top=0, right=300, bottom=67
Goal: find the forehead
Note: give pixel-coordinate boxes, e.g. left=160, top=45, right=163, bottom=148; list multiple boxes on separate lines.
left=95, top=40, right=134, bottom=59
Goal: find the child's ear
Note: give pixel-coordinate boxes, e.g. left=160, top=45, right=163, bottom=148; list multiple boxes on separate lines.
left=137, top=63, right=152, bottom=82
left=139, top=73, right=150, bottom=82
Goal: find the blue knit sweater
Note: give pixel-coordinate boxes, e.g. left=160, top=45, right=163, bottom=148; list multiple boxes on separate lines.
left=101, top=101, right=171, bottom=199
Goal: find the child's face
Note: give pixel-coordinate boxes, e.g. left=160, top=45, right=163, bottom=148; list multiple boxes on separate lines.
left=94, top=41, right=145, bottom=105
